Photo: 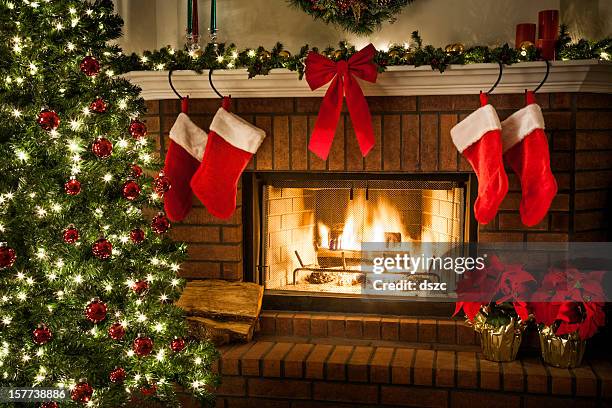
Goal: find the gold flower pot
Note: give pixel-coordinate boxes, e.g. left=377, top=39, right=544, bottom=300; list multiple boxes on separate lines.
left=474, top=313, right=523, bottom=362
left=539, top=326, right=586, bottom=368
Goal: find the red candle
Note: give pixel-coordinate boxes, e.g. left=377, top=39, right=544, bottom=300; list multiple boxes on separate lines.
left=515, top=23, right=536, bottom=49
left=538, top=10, right=559, bottom=40
left=537, top=39, right=556, bottom=61
left=192, top=0, right=199, bottom=37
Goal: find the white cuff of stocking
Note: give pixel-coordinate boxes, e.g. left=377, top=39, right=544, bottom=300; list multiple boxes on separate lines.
left=210, top=107, right=266, bottom=154
left=169, top=113, right=208, bottom=161
left=501, top=104, right=545, bottom=153
left=450, top=104, right=501, bottom=153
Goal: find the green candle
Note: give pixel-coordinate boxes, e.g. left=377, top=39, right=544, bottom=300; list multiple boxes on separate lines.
left=187, top=0, right=193, bottom=34
left=210, top=0, right=217, bottom=34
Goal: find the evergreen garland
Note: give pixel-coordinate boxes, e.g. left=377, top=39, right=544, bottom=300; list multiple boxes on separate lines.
left=111, top=30, right=612, bottom=79
left=288, top=0, right=415, bottom=35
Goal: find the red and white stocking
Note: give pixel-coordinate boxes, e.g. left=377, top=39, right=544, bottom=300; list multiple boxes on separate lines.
left=501, top=91, right=557, bottom=226
left=451, top=93, right=508, bottom=224
left=163, top=113, right=209, bottom=221
left=190, top=105, right=266, bottom=219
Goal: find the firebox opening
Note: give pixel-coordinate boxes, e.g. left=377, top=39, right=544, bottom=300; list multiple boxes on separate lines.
left=255, top=175, right=470, bottom=299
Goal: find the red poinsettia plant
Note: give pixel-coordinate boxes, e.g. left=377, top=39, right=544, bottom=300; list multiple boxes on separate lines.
left=529, top=266, right=606, bottom=340
left=454, top=255, right=536, bottom=326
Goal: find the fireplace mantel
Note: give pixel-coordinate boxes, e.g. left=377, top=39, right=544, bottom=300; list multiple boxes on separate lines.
left=124, top=60, right=611, bottom=100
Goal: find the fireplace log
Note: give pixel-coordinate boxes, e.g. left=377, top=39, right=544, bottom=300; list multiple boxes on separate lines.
left=177, top=280, right=263, bottom=322
left=187, top=316, right=255, bottom=345
left=177, top=280, right=263, bottom=345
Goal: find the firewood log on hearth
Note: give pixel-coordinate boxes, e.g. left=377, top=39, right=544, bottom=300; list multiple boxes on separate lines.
left=177, top=280, right=264, bottom=345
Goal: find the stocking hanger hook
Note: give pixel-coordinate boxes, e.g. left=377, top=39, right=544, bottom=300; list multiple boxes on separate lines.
left=209, top=69, right=226, bottom=99
left=531, top=60, right=550, bottom=93
left=168, top=69, right=185, bottom=100
left=485, top=61, right=504, bottom=94
left=169, top=69, right=190, bottom=114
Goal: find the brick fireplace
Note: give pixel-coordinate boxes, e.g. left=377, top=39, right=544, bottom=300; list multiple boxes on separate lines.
left=141, top=88, right=612, bottom=407
left=143, top=92, right=612, bottom=284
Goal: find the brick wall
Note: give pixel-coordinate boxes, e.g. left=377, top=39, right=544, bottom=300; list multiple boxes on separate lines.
left=143, top=93, right=612, bottom=282
left=421, top=189, right=463, bottom=242
left=265, top=187, right=316, bottom=289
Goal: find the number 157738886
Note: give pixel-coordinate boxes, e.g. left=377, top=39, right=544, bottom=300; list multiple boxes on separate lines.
left=0, top=387, right=69, bottom=402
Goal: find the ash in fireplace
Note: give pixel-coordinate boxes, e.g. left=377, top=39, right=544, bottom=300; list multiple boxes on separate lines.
left=304, top=271, right=334, bottom=284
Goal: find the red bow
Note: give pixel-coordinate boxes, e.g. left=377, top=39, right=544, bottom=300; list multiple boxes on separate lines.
left=305, top=44, right=378, bottom=160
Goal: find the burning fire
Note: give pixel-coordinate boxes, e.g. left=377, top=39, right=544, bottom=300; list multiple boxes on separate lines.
left=318, top=192, right=410, bottom=250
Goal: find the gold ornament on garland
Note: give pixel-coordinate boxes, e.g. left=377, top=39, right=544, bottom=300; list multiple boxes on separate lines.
left=279, top=50, right=291, bottom=58
left=451, top=43, right=465, bottom=54
left=519, top=41, right=535, bottom=57
left=445, top=43, right=465, bottom=55
left=520, top=40, right=535, bottom=49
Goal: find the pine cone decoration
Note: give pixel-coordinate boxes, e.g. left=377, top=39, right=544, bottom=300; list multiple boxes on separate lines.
left=336, top=0, right=355, bottom=12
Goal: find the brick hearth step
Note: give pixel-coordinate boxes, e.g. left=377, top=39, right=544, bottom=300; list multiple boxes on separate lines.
left=259, top=311, right=481, bottom=346
left=212, top=337, right=610, bottom=407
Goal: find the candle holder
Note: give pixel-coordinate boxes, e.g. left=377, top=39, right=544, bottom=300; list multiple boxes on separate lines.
left=209, top=28, right=219, bottom=45
left=186, top=33, right=201, bottom=54
left=186, top=0, right=201, bottom=54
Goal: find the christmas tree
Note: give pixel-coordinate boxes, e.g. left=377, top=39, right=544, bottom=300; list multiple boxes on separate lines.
left=0, top=0, right=217, bottom=406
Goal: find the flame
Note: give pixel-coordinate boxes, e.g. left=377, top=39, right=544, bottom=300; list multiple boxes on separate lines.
left=318, top=223, right=330, bottom=249
left=318, top=192, right=410, bottom=250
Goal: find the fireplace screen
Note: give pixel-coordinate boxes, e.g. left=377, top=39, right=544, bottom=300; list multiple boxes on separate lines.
left=260, top=179, right=466, bottom=296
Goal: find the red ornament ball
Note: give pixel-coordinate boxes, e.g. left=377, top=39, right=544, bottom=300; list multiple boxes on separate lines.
left=129, top=120, right=148, bottom=139
left=63, top=225, right=80, bottom=244
left=70, top=380, right=93, bottom=403
left=131, top=164, right=143, bottom=178
left=92, top=237, right=112, bottom=260
left=85, top=298, right=107, bottom=323
left=80, top=56, right=100, bottom=77
left=108, top=322, right=126, bottom=340
left=151, top=213, right=171, bottom=234
left=109, top=367, right=126, bottom=384
left=130, top=228, right=145, bottom=244
left=92, top=137, right=113, bottom=159
left=122, top=180, right=141, bottom=201
left=153, top=172, right=171, bottom=195
left=89, top=98, right=107, bottom=113
left=140, top=383, right=157, bottom=396
left=32, top=324, right=53, bottom=345
left=38, top=402, right=59, bottom=408
left=37, top=109, right=60, bottom=131
left=133, top=335, right=154, bottom=357
left=64, top=177, right=82, bottom=195
left=170, top=337, right=186, bottom=352
left=131, top=280, right=149, bottom=296
left=0, top=244, right=17, bottom=269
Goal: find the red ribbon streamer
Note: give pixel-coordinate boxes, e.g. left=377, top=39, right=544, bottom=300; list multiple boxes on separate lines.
left=305, top=44, right=378, bottom=160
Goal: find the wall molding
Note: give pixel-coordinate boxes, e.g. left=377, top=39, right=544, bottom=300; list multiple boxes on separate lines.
left=123, top=60, right=612, bottom=100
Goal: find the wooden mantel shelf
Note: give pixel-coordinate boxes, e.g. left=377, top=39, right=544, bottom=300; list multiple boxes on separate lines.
left=123, top=60, right=612, bottom=100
